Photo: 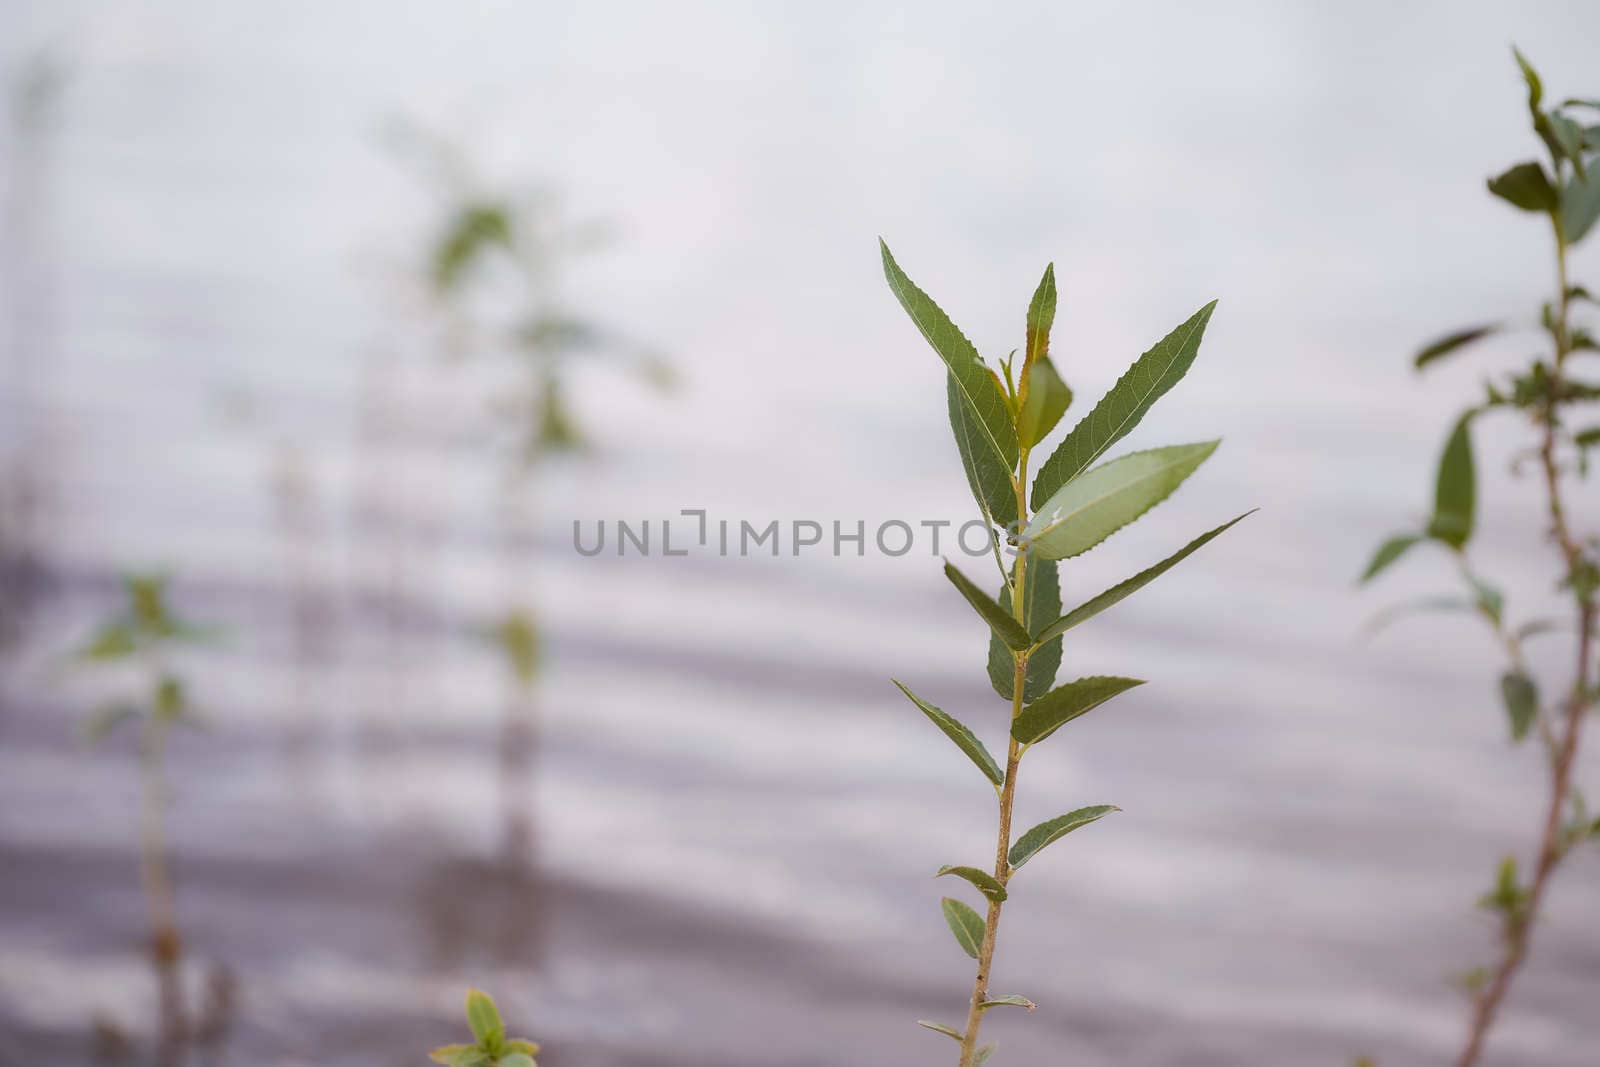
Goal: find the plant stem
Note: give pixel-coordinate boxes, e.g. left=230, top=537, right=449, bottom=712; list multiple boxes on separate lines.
left=1455, top=218, right=1595, bottom=1067
left=957, top=447, right=1033, bottom=1067
left=139, top=713, right=187, bottom=1051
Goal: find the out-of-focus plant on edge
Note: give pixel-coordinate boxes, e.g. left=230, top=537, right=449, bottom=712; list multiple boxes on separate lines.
left=430, top=989, right=539, bottom=1067
left=880, top=240, right=1252, bottom=1066
left=71, top=575, right=224, bottom=1058
left=1360, top=49, right=1600, bottom=1067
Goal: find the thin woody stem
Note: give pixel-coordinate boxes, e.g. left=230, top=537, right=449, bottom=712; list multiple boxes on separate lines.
left=1455, top=211, right=1596, bottom=1067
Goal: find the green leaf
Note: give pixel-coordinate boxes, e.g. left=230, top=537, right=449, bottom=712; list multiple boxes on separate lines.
left=980, top=995, right=1035, bottom=1011
left=1549, top=113, right=1588, bottom=178
left=1023, top=441, right=1219, bottom=561
left=433, top=202, right=513, bottom=293
left=1487, top=161, right=1557, bottom=213
left=1427, top=413, right=1476, bottom=549
left=1030, top=301, right=1217, bottom=510
left=916, top=1020, right=964, bottom=1042
left=1024, top=263, right=1056, bottom=366
left=891, top=680, right=1004, bottom=787
left=988, top=557, right=1062, bottom=703
left=429, top=1044, right=489, bottom=1067
left=504, top=1040, right=541, bottom=1056
left=465, top=989, right=504, bottom=1045
left=494, top=612, right=540, bottom=687
left=1012, top=677, right=1145, bottom=745
left=1017, top=355, right=1072, bottom=448
left=82, top=704, right=140, bottom=744
left=1501, top=671, right=1539, bottom=743
left=1035, top=511, right=1255, bottom=643
left=945, top=560, right=1031, bottom=651
left=499, top=1055, right=536, bottom=1067
left=77, top=623, right=138, bottom=661
left=940, top=897, right=986, bottom=959
left=1575, top=427, right=1600, bottom=449
left=1513, top=47, right=1543, bottom=109
left=936, top=865, right=1008, bottom=903
left=1363, top=595, right=1475, bottom=637
left=1562, top=166, right=1600, bottom=245
left=974, top=1046, right=996, bottom=1066
left=1009, top=805, right=1119, bottom=869
left=948, top=373, right=1020, bottom=528
left=1360, top=533, right=1425, bottom=584
left=881, top=241, right=1020, bottom=525
left=1414, top=325, right=1500, bottom=369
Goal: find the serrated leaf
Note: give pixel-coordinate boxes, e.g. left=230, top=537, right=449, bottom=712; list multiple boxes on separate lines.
left=882, top=241, right=1020, bottom=524
left=892, top=680, right=1004, bottom=787
left=980, top=995, right=1035, bottom=1011
left=988, top=557, right=1061, bottom=702
left=1024, top=442, right=1218, bottom=561
left=936, top=865, right=1008, bottom=902
left=917, top=1020, right=965, bottom=1042
left=1030, top=301, right=1216, bottom=510
left=1009, top=806, right=1118, bottom=870
left=1012, top=676, right=1145, bottom=745
left=1501, top=671, right=1539, bottom=742
left=1427, top=413, right=1475, bottom=549
left=1487, top=161, right=1557, bottom=213
left=1414, top=325, right=1500, bottom=369
left=1360, top=533, right=1425, bottom=584
left=949, top=373, right=1020, bottom=528
left=1563, top=166, right=1600, bottom=245
left=1017, top=355, right=1072, bottom=448
left=429, top=1044, right=489, bottom=1067
left=465, top=989, right=503, bottom=1045
left=1036, top=511, right=1255, bottom=643
left=945, top=560, right=1031, bottom=651
left=1024, top=263, right=1056, bottom=367
left=940, top=897, right=986, bottom=959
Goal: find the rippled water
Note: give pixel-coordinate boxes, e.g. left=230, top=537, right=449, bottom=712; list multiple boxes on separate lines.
left=2, top=2, right=1599, bottom=1065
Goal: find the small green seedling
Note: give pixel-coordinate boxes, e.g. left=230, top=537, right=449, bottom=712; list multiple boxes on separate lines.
left=429, top=989, right=540, bottom=1067
left=1360, top=48, right=1600, bottom=1067
left=881, top=240, right=1249, bottom=1066
left=73, top=573, right=217, bottom=1050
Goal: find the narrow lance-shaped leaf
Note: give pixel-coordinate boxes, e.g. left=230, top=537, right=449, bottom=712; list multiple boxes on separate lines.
left=1012, top=676, right=1146, bottom=745
left=945, top=559, right=1032, bottom=651
left=989, top=556, right=1061, bottom=702
left=1487, top=161, right=1558, bottom=213
left=1427, top=413, right=1476, bottom=549
left=1360, top=534, right=1425, bottom=584
left=937, top=865, right=1008, bottom=902
left=1500, top=671, right=1539, bottom=743
left=949, top=372, right=1020, bottom=528
left=1023, top=441, right=1218, bottom=561
left=1414, top=324, right=1500, bottom=369
left=1034, top=511, right=1255, bottom=644
left=1563, top=166, right=1600, bottom=245
left=1009, top=805, right=1119, bottom=869
left=941, top=896, right=986, bottom=959
left=881, top=240, right=1020, bottom=525
left=980, top=995, right=1035, bottom=1012
left=917, top=1020, right=964, bottom=1042
left=1024, top=262, right=1056, bottom=368
left=891, top=680, right=1004, bottom=786
left=1031, top=300, right=1217, bottom=510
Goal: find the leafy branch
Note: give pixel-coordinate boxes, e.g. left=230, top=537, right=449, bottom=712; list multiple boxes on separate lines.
left=882, top=241, right=1248, bottom=1065
left=1361, top=47, right=1600, bottom=1067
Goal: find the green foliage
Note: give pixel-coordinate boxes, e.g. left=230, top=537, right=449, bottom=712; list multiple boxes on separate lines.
left=892, top=681, right=1005, bottom=787
left=979, top=995, right=1034, bottom=1012
left=1029, top=301, right=1216, bottom=510
left=1008, top=805, right=1119, bottom=870
left=937, top=866, right=1008, bottom=903
left=1414, top=324, right=1500, bottom=369
left=1023, top=442, right=1218, bottom=561
left=988, top=557, right=1061, bottom=702
left=1488, top=162, right=1558, bottom=213
left=1427, top=415, right=1476, bottom=549
left=940, top=897, right=986, bottom=959
left=1499, top=671, right=1539, bottom=742
left=432, top=990, right=539, bottom=1067
left=1035, top=511, right=1254, bottom=643
left=491, top=611, right=541, bottom=688
left=1011, top=676, right=1145, bottom=745
left=883, top=243, right=1241, bottom=1064
left=917, top=1020, right=965, bottom=1042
